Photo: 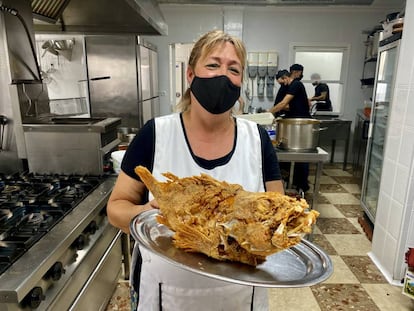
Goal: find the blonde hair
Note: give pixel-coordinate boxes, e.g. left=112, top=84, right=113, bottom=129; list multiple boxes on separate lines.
left=175, top=30, right=246, bottom=112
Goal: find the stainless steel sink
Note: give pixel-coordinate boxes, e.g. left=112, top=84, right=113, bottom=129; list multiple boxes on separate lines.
left=50, top=117, right=106, bottom=124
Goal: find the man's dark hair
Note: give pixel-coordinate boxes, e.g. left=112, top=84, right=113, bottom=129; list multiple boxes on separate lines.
left=276, top=69, right=290, bottom=79
left=289, top=64, right=304, bottom=72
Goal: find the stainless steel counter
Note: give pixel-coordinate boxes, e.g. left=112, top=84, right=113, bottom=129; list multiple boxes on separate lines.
left=22, top=117, right=121, bottom=133
left=276, top=147, right=329, bottom=210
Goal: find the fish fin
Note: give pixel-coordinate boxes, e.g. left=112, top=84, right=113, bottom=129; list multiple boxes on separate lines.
left=173, top=224, right=218, bottom=257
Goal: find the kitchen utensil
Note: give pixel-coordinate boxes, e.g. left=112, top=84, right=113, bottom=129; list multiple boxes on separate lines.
left=126, top=133, right=136, bottom=142
left=0, top=115, right=8, bottom=151
left=117, top=127, right=130, bottom=142
left=276, top=118, right=326, bottom=152
left=130, top=210, right=333, bottom=287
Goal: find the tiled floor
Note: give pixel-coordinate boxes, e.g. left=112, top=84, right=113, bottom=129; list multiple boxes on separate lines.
left=106, top=163, right=414, bottom=310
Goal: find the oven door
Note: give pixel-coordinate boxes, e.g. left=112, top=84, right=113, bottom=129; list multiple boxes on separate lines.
left=48, top=226, right=122, bottom=311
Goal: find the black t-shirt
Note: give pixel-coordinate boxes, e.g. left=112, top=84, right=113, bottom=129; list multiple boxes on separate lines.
left=286, top=80, right=311, bottom=118
left=273, top=84, right=289, bottom=117
left=314, top=83, right=332, bottom=111
left=274, top=84, right=289, bottom=105
left=121, top=116, right=281, bottom=187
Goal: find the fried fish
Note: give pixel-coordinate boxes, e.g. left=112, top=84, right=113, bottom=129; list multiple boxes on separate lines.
left=135, top=166, right=319, bottom=266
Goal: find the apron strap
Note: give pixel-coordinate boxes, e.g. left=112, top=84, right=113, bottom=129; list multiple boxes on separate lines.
left=159, top=283, right=163, bottom=311
left=250, top=286, right=255, bottom=311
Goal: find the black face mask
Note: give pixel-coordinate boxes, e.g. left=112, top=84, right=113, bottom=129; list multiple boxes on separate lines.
left=298, top=74, right=304, bottom=80
left=190, top=75, right=241, bottom=114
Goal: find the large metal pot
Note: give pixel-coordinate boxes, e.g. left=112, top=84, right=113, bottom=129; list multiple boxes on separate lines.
left=276, top=118, right=324, bottom=152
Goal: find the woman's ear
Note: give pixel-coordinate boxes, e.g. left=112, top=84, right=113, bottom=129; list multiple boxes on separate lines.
left=186, top=66, right=194, bottom=86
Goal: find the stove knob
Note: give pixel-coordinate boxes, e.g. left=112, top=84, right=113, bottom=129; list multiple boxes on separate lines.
left=100, top=206, right=107, bottom=216
left=44, top=262, right=65, bottom=281
left=22, top=286, right=45, bottom=309
left=85, top=220, right=99, bottom=235
left=71, top=234, right=86, bottom=250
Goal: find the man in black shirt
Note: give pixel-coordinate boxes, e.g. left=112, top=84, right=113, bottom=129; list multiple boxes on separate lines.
left=309, top=73, right=332, bottom=111
left=269, top=64, right=310, bottom=118
left=269, top=64, right=311, bottom=192
left=290, top=63, right=304, bottom=81
left=273, top=69, right=290, bottom=117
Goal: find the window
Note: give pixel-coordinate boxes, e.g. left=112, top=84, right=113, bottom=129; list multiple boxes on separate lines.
left=290, top=43, right=350, bottom=114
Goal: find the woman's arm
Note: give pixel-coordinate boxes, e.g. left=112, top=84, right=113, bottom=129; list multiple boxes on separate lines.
left=265, top=180, right=285, bottom=194
left=107, top=171, right=157, bottom=233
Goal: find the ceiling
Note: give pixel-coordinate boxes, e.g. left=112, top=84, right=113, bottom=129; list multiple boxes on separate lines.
left=156, top=0, right=406, bottom=9
left=29, top=0, right=405, bottom=35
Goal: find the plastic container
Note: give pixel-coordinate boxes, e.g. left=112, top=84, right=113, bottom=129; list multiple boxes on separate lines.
left=111, top=150, right=126, bottom=174
left=236, top=112, right=275, bottom=125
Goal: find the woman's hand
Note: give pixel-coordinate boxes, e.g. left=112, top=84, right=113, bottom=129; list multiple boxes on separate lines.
left=143, top=199, right=159, bottom=211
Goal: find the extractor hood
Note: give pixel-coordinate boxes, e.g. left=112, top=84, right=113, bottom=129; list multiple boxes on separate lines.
left=32, top=0, right=168, bottom=35
left=157, top=0, right=374, bottom=5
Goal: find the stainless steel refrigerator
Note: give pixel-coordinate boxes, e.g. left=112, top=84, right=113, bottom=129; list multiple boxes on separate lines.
left=84, top=35, right=159, bottom=129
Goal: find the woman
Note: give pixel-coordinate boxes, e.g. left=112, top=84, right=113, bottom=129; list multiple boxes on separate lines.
left=107, top=29, right=284, bottom=311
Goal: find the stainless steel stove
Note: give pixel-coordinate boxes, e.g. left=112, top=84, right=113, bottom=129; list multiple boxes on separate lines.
left=0, top=172, right=122, bottom=310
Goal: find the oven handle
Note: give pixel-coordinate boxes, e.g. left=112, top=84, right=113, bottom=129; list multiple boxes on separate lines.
left=68, top=230, right=122, bottom=309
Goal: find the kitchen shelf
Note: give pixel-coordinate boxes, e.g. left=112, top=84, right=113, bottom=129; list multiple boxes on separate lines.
left=372, top=139, right=384, bottom=147
left=366, top=198, right=377, bottom=210
left=368, top=168, right=381, bottom=182
left=376, top=101, right=390, bottom=106
left=371, top=142, right=383, bottom=154
left=371, top=149, right=383, bottom=161
left=376, top=122, right=386, bottom=129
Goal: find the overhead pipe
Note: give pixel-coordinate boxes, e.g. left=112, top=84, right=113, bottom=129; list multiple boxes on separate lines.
left=0, top=3, right=42, bottom=83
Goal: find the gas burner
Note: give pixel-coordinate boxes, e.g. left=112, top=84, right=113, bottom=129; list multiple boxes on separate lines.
left=0, top=209, right=12, bottom=224
left=2, top=185, right=21, bottom=195
left=26, top=213, right=44, bottom=225
left=0, top=172, right=108, bottom=276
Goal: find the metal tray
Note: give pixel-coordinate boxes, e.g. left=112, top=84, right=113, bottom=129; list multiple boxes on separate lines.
left=130, top=210, right=333, bottom=287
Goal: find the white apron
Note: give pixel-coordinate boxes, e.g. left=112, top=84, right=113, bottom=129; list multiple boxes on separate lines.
left=131, top=113, right=268, bottom=311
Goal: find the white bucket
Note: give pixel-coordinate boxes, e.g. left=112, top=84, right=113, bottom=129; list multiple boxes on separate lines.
left=111, top=150, right=126, bottom=174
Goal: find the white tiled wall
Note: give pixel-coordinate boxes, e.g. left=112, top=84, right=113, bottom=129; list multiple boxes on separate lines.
left=406, top=157, right=414, bottom=247
left=371, top=0, right=414, bottom=282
